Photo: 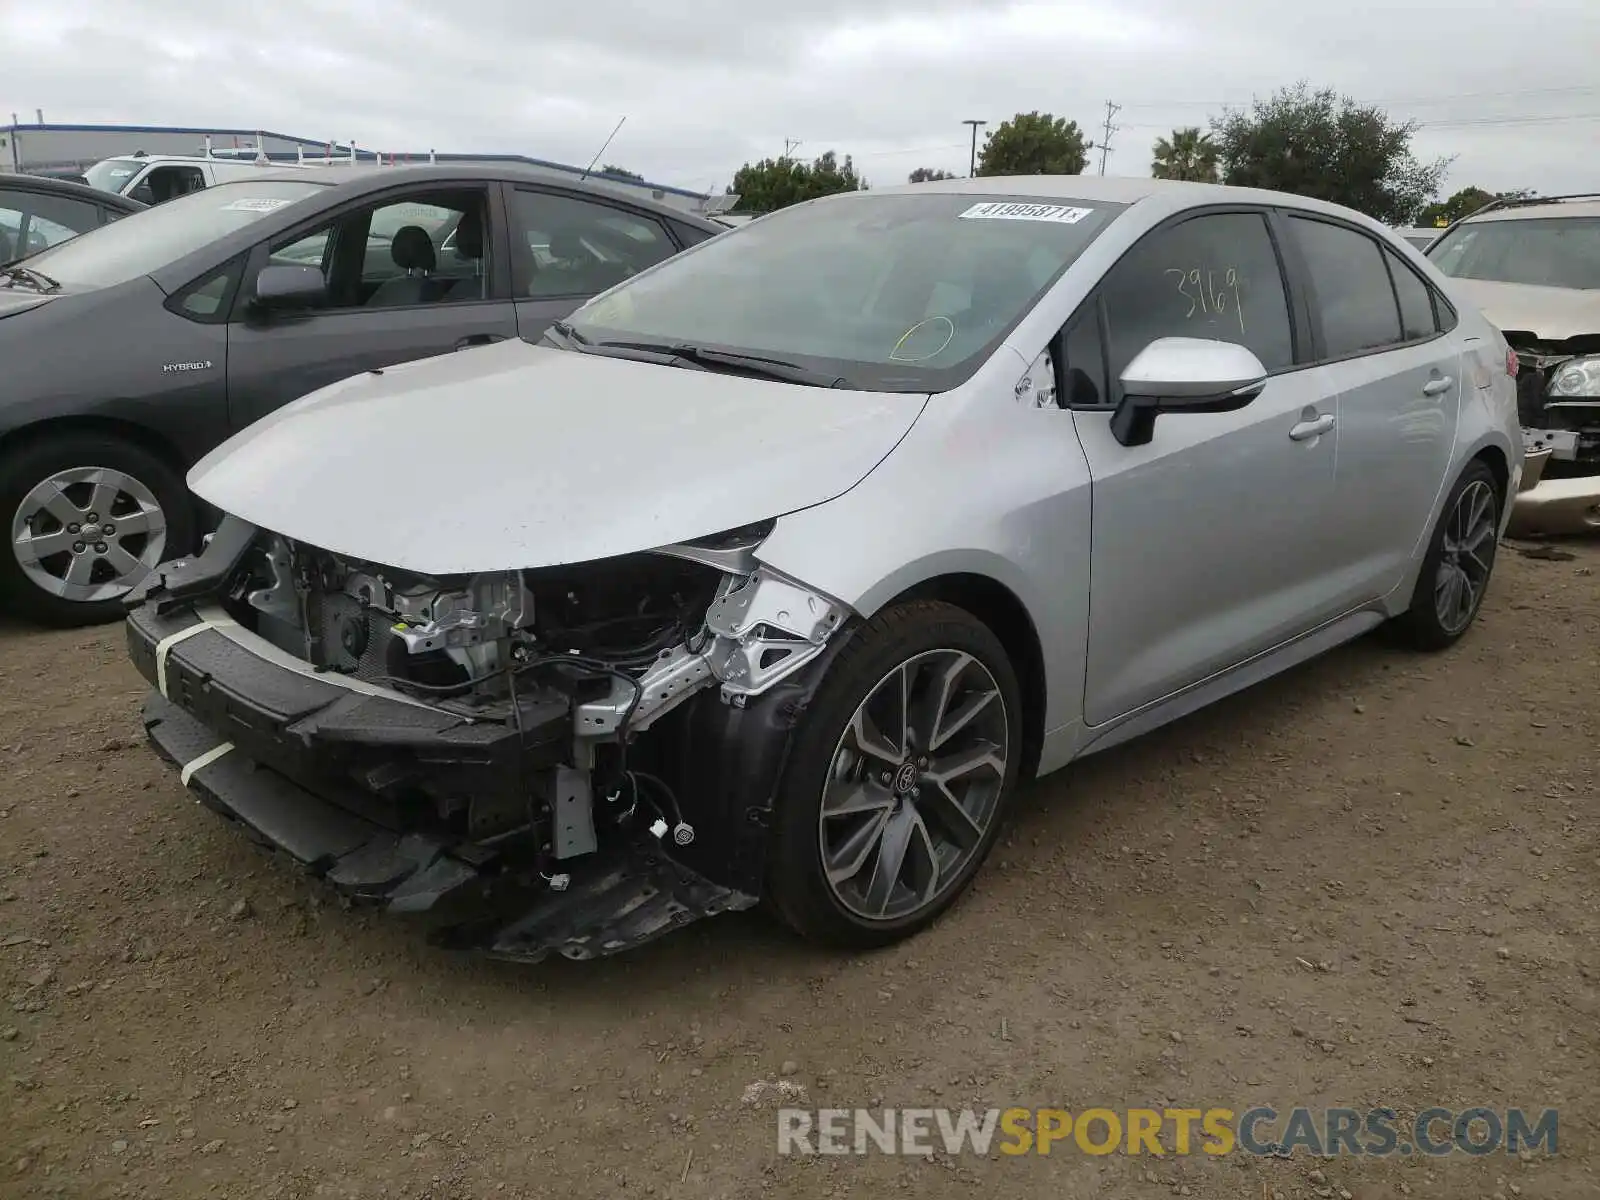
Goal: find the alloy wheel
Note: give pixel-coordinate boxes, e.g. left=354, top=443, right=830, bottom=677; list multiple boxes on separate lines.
left=819, top=649, right=1010, bottom=922
left=1434, top=478, right=1496, bottom=635
left=10, top=466, right=168, bottom=604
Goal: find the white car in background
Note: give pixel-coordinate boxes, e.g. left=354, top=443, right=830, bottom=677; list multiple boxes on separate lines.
left=1426, top=193, right=1600, bottom=535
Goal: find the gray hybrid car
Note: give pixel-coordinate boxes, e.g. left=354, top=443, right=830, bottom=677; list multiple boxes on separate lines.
left=0, top=165, right=723, bottom=625
left=125, top=177, right=1525, bottom=962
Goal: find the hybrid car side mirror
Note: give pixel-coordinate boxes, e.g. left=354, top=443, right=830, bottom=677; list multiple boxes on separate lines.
left=1110, top=337, right=1268, bottom=447
left=252, top=264, right=327, bottom=311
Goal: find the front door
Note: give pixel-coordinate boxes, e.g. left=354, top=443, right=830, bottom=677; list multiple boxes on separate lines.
left=1282, top=214, right=1463, bottom=604
left=1067, top=208, right=1342, bottom=726
left=505, top=186, right=684, bottom=340
left=224, top=184, right=518, bottom=430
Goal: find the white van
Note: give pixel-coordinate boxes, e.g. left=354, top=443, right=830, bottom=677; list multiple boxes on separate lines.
left=82, top=153, right=316, bottom=206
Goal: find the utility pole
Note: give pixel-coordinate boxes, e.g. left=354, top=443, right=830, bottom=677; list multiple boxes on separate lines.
left=962, top=119, right=987, bottom=176
left=1097, top=101, right=1121, bottom=176
left=781, top=138, right=802, bottom=163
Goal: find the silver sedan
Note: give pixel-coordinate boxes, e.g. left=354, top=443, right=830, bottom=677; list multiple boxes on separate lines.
left=127, top=176, right=1525, bottom=959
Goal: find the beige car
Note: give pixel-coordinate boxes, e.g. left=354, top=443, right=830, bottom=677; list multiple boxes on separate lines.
left=1427, top=194, right=1600, bottom=536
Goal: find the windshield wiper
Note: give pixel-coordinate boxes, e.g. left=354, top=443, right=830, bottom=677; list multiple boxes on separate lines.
left=595, top=340, right=846, bottom=388
left=0, top=264, right=62, bottom=293
left=543, top=318, right=592, bottom=348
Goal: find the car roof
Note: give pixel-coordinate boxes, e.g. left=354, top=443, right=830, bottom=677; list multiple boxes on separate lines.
left=241, top=163, right=723, bottom=229
left=821, top=174, right=1403, bottom=229
left=0, top=172, right=146, bottom=212
left=1463, top=197, right=1600, bottom=222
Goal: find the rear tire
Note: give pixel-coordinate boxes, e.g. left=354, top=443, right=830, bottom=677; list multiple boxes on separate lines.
left=764, top=600, right=1023, bottom=949
left=0, top=432, right=194, bottom=628
left=1392, top=459, right=1501, bottom=651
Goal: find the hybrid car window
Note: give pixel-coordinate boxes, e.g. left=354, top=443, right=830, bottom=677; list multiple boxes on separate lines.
left=0, top=192, right=107, bottom=259
left=511, top=189, right=676, bottom=298
left=1286, top=216, right=1406, bottom=358
left=268, top=190, right=490, bottom=309
left=1099, top=211, right=1295, bottom=388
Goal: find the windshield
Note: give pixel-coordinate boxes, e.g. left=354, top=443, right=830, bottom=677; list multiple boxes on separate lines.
left=20, top=179, right=328, bottom=290
left=1427, top=216, right=1600, bottom=289
left=562, top=191, right=1123, bottom=391
left=82, top=158, right=145, bottom=195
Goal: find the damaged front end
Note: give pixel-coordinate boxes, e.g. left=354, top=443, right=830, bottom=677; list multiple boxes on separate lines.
left=1508, top=335, right=1600, bottom=536
left=124, top=516, right=848, bottom=962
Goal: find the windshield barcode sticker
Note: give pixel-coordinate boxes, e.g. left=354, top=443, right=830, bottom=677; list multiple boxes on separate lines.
left=222, top=198, right=293, bottom=212
left=958, top=202, right=1094, bottom=224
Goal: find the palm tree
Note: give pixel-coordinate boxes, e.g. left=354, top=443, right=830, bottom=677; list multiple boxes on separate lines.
left=1151, top=128, right=1220, bottom=183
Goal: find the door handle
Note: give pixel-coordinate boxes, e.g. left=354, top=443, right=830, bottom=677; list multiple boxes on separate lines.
left=1422, top=375, right=1453, bottom=395
left=1289, top=413, right=1336, bottom=441
left=455, top=333, right=505, bottom=350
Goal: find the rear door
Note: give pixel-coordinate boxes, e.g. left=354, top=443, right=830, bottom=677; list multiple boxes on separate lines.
left=1281, top=215, right=1462, bottom=604
left=223, top=181, right=519, bottom=430
left=505, top=186, right=685, bottom=339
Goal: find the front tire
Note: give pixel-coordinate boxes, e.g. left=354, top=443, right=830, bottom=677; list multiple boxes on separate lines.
left=1393, top=459, right=1502, bottom=651
left=0, top=432, right=194, bottom=628
left=765, top=600, right=1023, bottom=949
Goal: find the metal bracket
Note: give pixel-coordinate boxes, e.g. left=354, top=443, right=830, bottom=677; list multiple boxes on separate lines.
left=552, top=765, right=597, bottom=859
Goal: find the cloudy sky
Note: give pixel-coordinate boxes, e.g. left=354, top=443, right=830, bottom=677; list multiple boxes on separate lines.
left=4, top=0, right=1597, bottom=199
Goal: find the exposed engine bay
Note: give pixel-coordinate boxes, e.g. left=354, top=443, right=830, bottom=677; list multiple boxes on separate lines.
left=212, top=521, right=844, bottom=857
left=124, top=516, right=850, bottom=959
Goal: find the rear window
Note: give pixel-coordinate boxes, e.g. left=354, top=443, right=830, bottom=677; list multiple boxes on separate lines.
left=20, top=180, right=328, bottom=290
left=1428, top=215, right=1600, bottom=290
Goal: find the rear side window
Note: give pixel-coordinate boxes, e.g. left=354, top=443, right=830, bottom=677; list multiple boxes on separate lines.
left=1288, top=217, right=1403, bottom=358
left=1099, top=210, right=1295, bottom=381
left=1383, top=246, right=1439, bottom=341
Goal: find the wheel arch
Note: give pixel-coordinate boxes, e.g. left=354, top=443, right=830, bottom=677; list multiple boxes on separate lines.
left=0, top=414, right=193, bottom=480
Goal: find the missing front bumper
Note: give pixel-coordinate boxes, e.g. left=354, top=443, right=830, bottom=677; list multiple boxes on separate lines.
left=143, top=692, right=757, bottom=961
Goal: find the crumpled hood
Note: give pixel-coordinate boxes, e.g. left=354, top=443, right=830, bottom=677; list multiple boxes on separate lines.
left=189, top=339, right=928, bottom=575
left=1448, top=278, right=1600, bottom=342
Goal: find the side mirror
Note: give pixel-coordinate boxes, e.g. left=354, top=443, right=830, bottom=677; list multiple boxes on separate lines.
left=127, top=182, right=156, bottom=206
left=1110, top=337, right=1268, bottom=447
left=252, top=264, right=327, bottom=311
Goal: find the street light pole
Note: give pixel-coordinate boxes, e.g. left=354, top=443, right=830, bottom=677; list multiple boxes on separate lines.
left=962, top=119, right=987, bottom=177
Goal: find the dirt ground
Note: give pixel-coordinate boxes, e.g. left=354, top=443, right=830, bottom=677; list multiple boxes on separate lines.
left=0, top=540, right=1595, bottom=1200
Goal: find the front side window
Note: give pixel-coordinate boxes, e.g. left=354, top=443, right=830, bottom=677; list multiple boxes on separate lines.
left=563, top=192, right=1124, bottom=392
left=20, top=179, right=328, bottom=291
left=259, top=188, right=492, bottom=310
left=512, top=189, right=677, bottom=299
left=1099, top=210, right=1295, bottom=384
left=1427, top=216, right=1600, bottom=290
left=1288, top=216, right=1403, bottom=358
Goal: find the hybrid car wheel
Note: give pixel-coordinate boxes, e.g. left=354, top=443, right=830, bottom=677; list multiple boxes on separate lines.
left=1394, top=459, right=1502, bottom=651
left=766, top=600, right=1023, bottom=947
left=0, top=433, right=193, bottom=627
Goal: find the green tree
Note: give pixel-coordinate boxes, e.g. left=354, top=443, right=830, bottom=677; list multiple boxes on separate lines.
left=600, top=164, right=643, bottom=181
left=1208, top=82, right=1451, bottom=225
left=975, top=112, right=1089, bottom=177
left=909, top=166, right=957, bottom=183
left=727, top=150, right=866, bottom=214
left=1151, top=127, right=1219, bottom=182
left=1418, top=186, right=1534, bottom=227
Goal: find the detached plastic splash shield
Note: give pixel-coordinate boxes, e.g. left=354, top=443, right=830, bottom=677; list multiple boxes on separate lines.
left=143, top=693, right=756, bottom=963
